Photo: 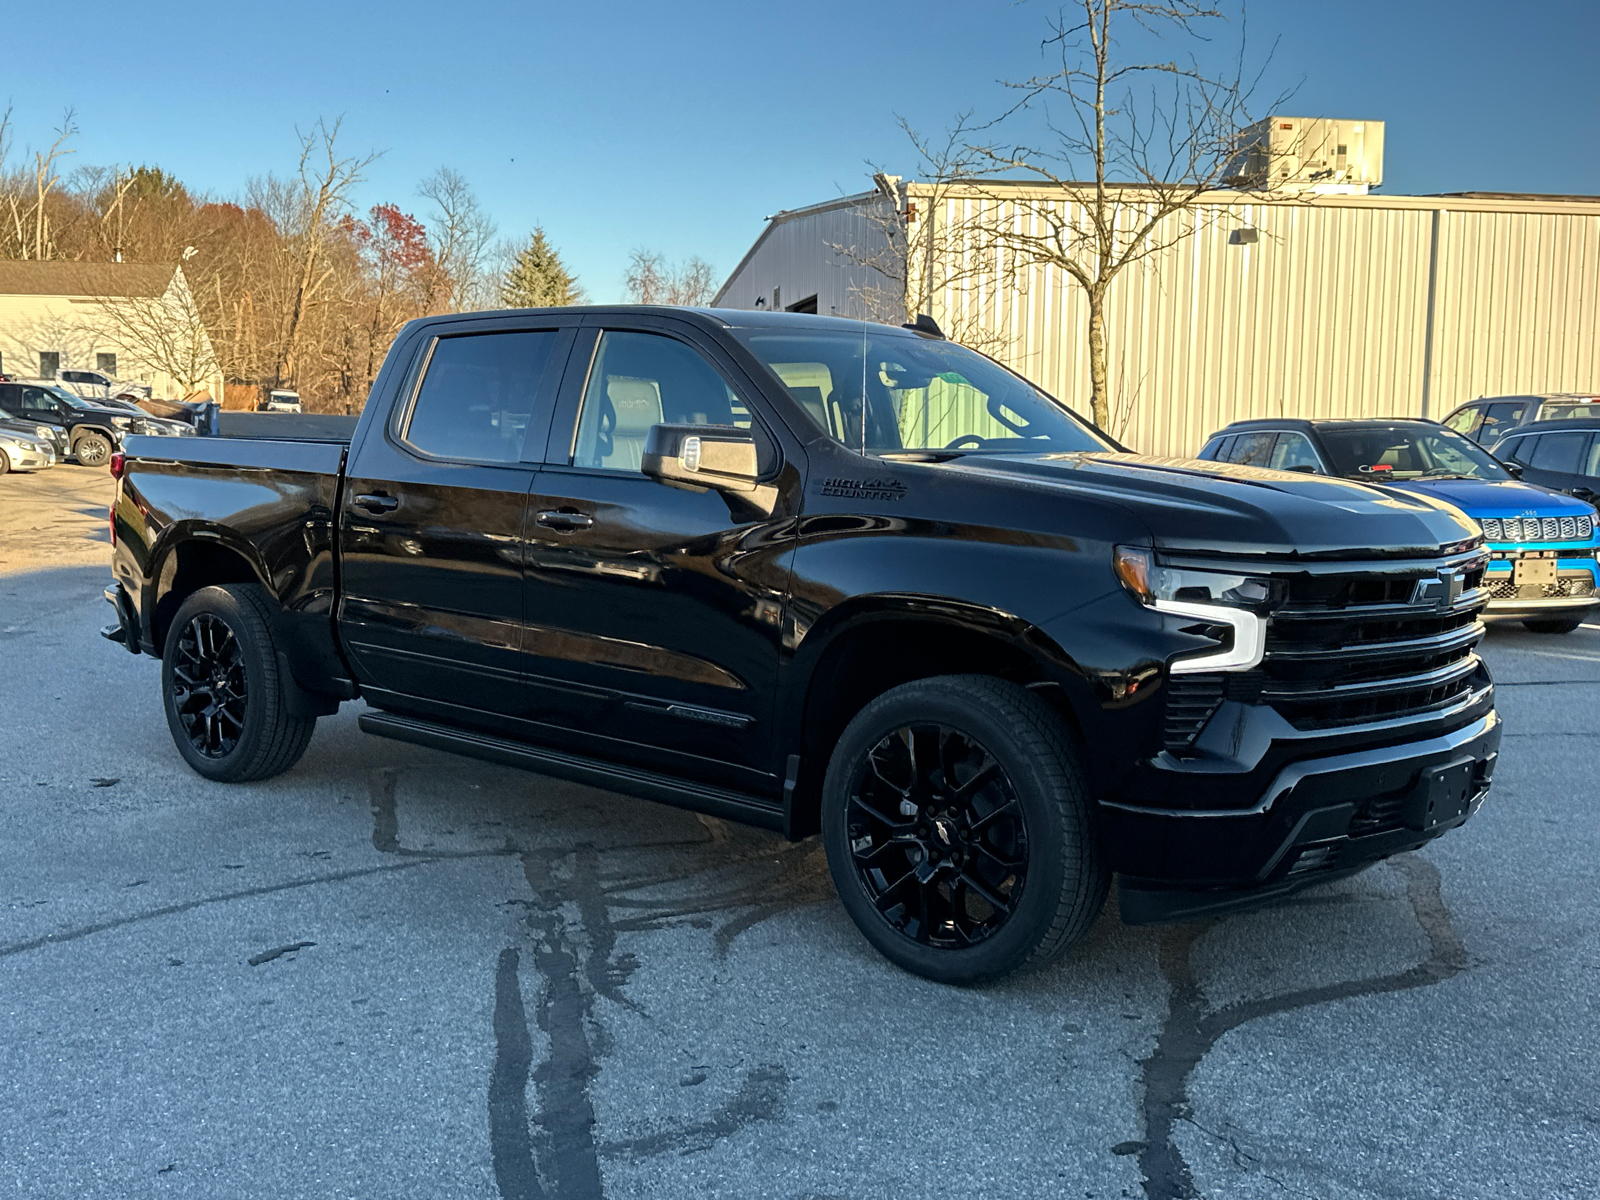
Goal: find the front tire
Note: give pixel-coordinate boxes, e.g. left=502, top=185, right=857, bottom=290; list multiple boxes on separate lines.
left=820, top=675, right=1108, bottom=984
left=1523, top=615, right=1584, bottom=634
left=73, top=430, right=112, bottom=467
left=161, top=584, right=316, bottom=782
left=0, top=448, right=9, bottom=475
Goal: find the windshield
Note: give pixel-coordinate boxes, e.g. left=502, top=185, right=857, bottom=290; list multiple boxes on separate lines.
left=732, top=325, right=1110, bottom=456
left=1319, top=425, right=1511, bottom=481
left=48, top=386, right=95, bottom=409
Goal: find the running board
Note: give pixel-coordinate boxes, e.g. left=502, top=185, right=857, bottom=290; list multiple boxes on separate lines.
left=357, top=710, right=785, bottom=832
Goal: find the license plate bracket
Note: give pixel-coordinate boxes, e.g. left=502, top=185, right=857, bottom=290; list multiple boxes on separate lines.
left=1403, top=758, right=1476, bottom=831
left=1514, top=556, right=1557, bottom=586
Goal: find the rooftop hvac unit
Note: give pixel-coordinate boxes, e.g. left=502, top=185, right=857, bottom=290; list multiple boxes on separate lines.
left=1225, top=117, right=1385, bottom=194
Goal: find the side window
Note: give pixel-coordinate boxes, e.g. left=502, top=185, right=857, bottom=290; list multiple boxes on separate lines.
left=1528, top=431, right=1587, bottom=475
left=402, top=331, right=560, bottom=463
left=19, top=386, right=56, bottom=415
left=1443, top=406, right=1482, bottom=437
left=1269, top=432, right=1322, bottom=472
left=1584, top=438, right=1600, bottom=480
left=573, top=331, right=755, bottom=472
left=1230, top=432, right=1277, bottom=467
left=1499, top=435, right=1535, bottom=466
left=1477, top=402, right=1527, bottom=444
left=1197, top=436, right=1230, bottom=461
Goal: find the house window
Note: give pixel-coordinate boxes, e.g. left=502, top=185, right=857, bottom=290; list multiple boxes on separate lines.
left=97, top=353, right=117, bottom=376
left=39, top=352, right=60, bottom=380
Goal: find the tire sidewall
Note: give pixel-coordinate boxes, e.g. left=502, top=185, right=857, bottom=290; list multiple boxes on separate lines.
left=161, top=586, right=274, bottom=781
left=821, top=680, right=1077, bottom=984
left=74, top=431, right=112, bottom=466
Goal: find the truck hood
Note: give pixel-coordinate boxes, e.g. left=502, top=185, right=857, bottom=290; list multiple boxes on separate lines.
left=942, top=451, right=1479, bottom=558
left=1380, top=476, right=1596, bottom=518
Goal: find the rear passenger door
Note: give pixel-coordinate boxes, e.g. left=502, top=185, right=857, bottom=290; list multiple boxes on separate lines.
left=338, top=319, right=576, bottom=723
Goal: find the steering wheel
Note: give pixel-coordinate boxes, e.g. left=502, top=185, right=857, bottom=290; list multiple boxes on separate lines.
left=945, top=434, right=987, bottom=450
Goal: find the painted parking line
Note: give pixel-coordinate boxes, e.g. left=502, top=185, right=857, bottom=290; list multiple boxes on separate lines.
left=1498, top=648, right=1600, bottom=664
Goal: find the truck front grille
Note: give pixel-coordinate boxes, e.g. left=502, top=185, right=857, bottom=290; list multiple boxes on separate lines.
left=1479, top=515, right=1593, bottom=542
left=1160, top=549, right=1491, bottom=746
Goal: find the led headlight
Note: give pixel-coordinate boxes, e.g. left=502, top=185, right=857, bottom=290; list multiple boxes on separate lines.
left=1115, top=546, right=1272, bottom=674
left=111, top=416, right=132, bottom=428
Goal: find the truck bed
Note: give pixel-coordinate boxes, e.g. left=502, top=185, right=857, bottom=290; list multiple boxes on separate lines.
left=215, top=412, right=360, bottom=442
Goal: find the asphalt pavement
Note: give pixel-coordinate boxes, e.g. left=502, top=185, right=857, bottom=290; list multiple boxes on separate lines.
left=1, top=465, right=1596, bottom=1199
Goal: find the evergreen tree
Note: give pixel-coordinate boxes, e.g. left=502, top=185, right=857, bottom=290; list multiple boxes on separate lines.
left=500, top=227, right=584, bottom=308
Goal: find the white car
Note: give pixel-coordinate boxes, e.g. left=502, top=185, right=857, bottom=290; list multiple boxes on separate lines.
left=261, top=390, right=303, bottom=413
left=0, top=425, right=56, bottom=473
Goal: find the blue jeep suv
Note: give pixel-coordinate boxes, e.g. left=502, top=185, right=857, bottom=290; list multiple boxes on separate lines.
left=1199, top=418, right=1600, bottom=633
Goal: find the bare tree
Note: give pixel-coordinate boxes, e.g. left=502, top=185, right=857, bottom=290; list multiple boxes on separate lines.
left=962, top=0, right=1282, bottom=427
left=419, top=167, right=498, bottom=311
left=625, top=249, right=717, bottom=305
left=250, top=118, right=380, bottom=390
left=0, top=107, right=78, bottom=259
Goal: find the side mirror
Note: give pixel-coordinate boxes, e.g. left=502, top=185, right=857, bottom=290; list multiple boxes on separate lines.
left=641, top=424, right=761, bottom=493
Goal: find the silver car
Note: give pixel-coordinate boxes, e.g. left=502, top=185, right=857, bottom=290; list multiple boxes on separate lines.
left=0, top=425, right=56, bottom=473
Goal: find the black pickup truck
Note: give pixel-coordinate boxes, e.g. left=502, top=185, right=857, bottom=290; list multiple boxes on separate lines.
left=103, top=307, right=1501, bottom=983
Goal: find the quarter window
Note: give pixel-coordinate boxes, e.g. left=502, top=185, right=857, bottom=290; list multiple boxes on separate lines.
left=1499, top=436, right=1536, bottom=466
left=573, top=331, right=754, bottom=472
left=403, top=331, right=559, bottom=463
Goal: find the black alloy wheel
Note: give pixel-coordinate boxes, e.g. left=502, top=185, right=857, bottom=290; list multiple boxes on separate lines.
left=847, top=723, right=1028, bottom=949
left=160, top=583, right=319, bottom=782
left=821, top=674, right=1107, bottom=984
left=74, top=431, right=112, bottom=467
left=170, top=613, right=248, bottom=758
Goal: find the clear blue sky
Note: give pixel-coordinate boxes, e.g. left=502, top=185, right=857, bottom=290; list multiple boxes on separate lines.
left=5, top=0, right=1597, bottom=301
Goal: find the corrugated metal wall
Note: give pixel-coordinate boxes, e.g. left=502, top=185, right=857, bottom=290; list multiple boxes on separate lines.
left=717, top=187, right=1600, bottom=458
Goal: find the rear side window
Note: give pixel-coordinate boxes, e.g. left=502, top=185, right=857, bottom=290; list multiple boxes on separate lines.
left=1443, top=406, right=1482, bottom=437
left=1197, top=436, right=1231, bottom=461
left=1230, top=432, right=1277, bottom=467
left=403, top=331, right=560, bottom=463
left=1528, top=431, right=1588, bottom=475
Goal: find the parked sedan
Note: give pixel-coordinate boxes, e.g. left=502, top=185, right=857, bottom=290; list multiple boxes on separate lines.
left=0, top=414, right=70, bottom=462
left=1441, top=393, right=1600, bottom=445
left=0, top=425, right=56, bottom=473
left=1199, top=418, right=1600, bottom=633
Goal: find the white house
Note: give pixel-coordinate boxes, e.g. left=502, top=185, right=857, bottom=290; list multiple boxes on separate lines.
left=0, top=261, right=223, bottom=401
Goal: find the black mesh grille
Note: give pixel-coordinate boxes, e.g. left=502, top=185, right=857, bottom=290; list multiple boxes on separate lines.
left=1163, top=678, right=1226, bottom=749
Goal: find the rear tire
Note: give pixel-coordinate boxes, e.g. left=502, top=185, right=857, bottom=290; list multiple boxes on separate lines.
left=820, top=674, right=1108, bottom=985
left=73, top=430, right=112, bottom=467
left=1523, top=616, right=1584, bottom=634
left=0, top=448, right=9, bottom=475
left=161, top=583, right=316, bottom=782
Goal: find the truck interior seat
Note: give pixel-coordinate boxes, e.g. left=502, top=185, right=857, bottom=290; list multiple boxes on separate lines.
left=600, top=376, right=663, bottom=471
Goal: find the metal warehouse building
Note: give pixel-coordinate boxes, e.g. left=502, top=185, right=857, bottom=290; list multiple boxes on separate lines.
left=713, top=182, right=1600, bottom=457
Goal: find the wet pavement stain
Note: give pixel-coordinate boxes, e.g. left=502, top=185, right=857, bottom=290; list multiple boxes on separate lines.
left=1134, top=854, right=1469, bottom=1200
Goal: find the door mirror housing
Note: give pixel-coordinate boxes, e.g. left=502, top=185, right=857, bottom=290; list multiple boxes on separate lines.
left=642, top=424, right=761, bottom=493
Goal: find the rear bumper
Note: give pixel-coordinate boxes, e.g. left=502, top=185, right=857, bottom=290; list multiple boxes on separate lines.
left=1103, top=709, right=1501, bottom=923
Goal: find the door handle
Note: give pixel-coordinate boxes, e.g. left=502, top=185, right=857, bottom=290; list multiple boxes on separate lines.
left=535, top=509, right=594, bottom=532
left=354, top=492, right=399, bottom=513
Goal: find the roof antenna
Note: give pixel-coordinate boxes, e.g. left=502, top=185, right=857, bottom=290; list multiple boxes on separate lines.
left=902, top=313, right=944, bottom=339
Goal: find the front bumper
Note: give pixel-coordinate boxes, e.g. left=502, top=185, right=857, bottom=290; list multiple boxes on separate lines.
left=1103, top=709, right=1501, bottom=923
left=1481, top=548, right=1600, bottom=618
left=0, top=442, right=54, bottom=470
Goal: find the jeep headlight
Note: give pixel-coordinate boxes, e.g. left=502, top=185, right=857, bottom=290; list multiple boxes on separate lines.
left=1114, top=546, right=1273, bottom=674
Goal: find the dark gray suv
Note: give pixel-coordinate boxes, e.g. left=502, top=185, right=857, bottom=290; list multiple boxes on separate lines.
left=1442, top=393, right=1600, bottom=445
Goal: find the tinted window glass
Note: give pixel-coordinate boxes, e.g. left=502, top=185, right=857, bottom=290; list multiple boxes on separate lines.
left=1528, top=431, right=1587, bottom=474
left=404, top=331, right=558, bottom=463
left=1230, top=432, right=1276, bottom=466
left=1319, top=426, right=1510, bottom=481
left=1585, top=438, right=1600, bottom=479
left=1197, top=436, right=1231, bottom=461
left=1477, top=402, right=1528, bottom=444
left=1537, top=402, right=1600, bottom=421
left=733, top=326, right=1109, bottom=456
left=573, top=331, right=753, bottom=471
left=1443, top=406, right=1482, bottom=436
left=19, top=387, right=59, bottom=415
left=1499, top=435, right=1536, bottom=466
left=1269, top=432, right=1322, bottom=472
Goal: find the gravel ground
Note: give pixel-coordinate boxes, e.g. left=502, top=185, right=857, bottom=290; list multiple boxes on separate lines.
left=1, top=464, right=1595, bottom=1199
